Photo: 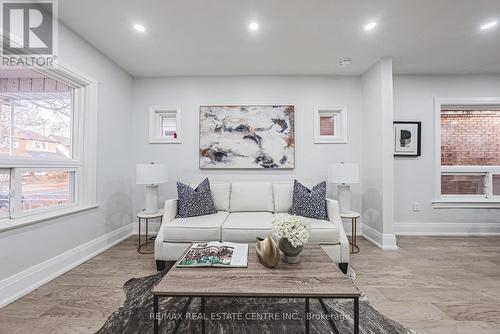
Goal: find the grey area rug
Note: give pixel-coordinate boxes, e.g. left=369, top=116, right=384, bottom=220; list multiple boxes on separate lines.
left=96, top=267, right=415, bottom=334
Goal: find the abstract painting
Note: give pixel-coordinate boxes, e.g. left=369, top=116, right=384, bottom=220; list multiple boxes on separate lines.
left=199, top=105, right=295, bottom=169
left=393, top=121, right=421, bottom=157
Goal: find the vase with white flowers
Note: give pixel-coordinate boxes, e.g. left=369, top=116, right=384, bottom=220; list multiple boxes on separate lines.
left=272, top=214, right=310, bottom=264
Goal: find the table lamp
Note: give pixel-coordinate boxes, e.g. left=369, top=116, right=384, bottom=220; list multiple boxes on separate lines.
left=328, top=162, right=359, bottom=213
left=136, top=163, right=168, bottom=214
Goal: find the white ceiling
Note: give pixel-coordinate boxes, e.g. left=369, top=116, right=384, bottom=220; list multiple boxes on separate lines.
left=58, top=0, right=500, bottom=77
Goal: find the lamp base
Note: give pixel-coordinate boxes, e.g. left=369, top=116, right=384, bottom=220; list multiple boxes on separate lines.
left=337, top=185, right=351, bottom=213
left=144, top=185, right=159, bottom=214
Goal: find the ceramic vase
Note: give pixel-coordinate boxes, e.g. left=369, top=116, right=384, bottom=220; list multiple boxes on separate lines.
left=278, top=238, right=303, bottom=264
left=255, top=236, right=280, bottom=268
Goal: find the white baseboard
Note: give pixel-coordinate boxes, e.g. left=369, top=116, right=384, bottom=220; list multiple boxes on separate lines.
left=395, top=221, right=500, bottom=236
left=0, top=223, right=133, bottom=308
left=361, top=224, right=398, bottom=250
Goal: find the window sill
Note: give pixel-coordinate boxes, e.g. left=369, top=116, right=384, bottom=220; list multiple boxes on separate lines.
left=0, top=204, right=99, bottom=233
left=433, top=199, right=500, bottom=209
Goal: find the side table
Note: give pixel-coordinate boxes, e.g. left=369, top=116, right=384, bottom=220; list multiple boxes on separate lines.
left=137, top=209, right=163, bottom=254
left=341, top=211, right=360, bottom=254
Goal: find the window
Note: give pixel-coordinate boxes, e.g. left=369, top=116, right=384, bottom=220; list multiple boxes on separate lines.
left=149, top=106, right=181, bottom=143
left=33, top=141, right=49, bottom=151
left=18, top=169, right=74, bottom=213
left=161, top=113, right=177, bottom=139
left=313, top=107, right=347, bottom=143
left=0, top=66, right=98, bottom=227
left=493, top=175, right=500, bottom=196
left=441, top=174, right=485, bottom=195
left=320, top=115, right=335, bottom=136
left=0, top=169, right=10, bottom=218
left=0, top=82, right=72, bottom=159
left=435, top=99, right=500, bottom=206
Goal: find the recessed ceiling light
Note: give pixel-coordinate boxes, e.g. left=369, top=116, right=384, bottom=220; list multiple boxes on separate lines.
left=480, top=20, right=498, bottom=30
left=133, top=24, right=146, bottom=32
left=249, top=22, right=259, bottom=31
left=364, top=21, right=377, bottom=31
left=339, top=58, right=352, bottom=68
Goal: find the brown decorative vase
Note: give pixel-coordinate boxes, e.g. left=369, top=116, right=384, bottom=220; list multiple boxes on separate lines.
left=278, top=238, right=303, bottom=264
left=255, top=236, right=280, bottom=268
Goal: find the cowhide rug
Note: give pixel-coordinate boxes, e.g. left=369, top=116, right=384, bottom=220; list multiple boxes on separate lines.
left=96, top=267, right=415, bottom=334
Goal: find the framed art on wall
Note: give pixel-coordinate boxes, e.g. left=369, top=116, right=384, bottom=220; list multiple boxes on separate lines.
left=199, top=105, right=295, bottom=169
left=393, top=121, right=421, bottom=157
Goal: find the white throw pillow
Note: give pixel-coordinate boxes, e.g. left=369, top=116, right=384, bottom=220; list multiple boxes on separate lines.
left=230, top=182, right=274, bottom=212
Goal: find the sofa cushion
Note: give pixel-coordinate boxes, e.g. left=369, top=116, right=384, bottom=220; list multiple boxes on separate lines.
left=229, top=182, right=274, bottom=212
left=302, top=217, right=340, bottom=244
left=222, top=212, right=274, bottom=242
left=163, top=211, right=229, bottom=242
left=177, top=178, right=217, bottom=218
left=191, top=181, right=230, bottom=211
left=289, top=180, right=328, bottom=220
left=273, top=182, right=314, bottom=213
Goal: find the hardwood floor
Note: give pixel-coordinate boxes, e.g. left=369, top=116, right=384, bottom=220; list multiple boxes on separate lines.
left=351, top=237, right=500, bottom=334
left=0, top=239, right=157, bottom=334
left=0, top=236, right=499, bottom=333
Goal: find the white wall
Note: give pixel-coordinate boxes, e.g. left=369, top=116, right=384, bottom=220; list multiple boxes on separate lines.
left=0, top=24, right=134, bottom=291
left=5, top=48, right=499, bottom=307
left=360, top=58, right=397, bottom=248
left=394, top=75, right=500, bottom=235
left=132, top=76, right=363, bottom=218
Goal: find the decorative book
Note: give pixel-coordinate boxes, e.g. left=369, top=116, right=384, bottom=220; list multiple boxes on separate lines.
left=177, top=242, right=249, bottom=268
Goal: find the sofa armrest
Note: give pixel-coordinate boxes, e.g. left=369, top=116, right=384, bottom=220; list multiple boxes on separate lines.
left=326, top=199, right=350, bottom=263
left=155, top=199, right=178, bottom=260
left=162, top=199, right=178, bottom=223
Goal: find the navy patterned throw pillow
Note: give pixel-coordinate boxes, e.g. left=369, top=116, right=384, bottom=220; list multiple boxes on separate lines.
left=176, top=178, right=217, bottom=218
left=289, top=180, right=328, bottom=220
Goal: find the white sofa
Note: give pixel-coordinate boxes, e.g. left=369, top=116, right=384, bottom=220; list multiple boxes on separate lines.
left=154, top=181, right=350, bottom=273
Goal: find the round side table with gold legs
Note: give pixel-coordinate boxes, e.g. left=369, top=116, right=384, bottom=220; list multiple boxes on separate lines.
left=341, top=211, right=360, bottom=254
left=137, top=209, right=163, bottom=254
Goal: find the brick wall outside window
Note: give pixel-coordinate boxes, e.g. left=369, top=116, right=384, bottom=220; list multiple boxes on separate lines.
left=441, top=110, right=500, bottom=195
left=441, top=174, right=485, bottom=195
left=441, top=110, right=500, bottom=166
left=319, top=116, right=335, bottom=136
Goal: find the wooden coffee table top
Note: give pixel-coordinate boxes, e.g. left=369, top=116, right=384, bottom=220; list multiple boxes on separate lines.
left=153, top=243, right=359, bottom=298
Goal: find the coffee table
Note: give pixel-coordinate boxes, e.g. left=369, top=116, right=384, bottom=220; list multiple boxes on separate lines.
left=152, top=243, right=360, bottom=334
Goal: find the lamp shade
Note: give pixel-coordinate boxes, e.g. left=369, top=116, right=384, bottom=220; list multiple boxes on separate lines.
left=328, top=163, right=359, bottom=184
left=136, top=163, right=168, bottom=185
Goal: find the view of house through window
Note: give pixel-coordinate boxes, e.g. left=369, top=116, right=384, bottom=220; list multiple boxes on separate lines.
left=0, top=81, right=72, bottom=160
left=0, top=68, right=76, bottom=218
left=440, top=104, right=500, bottom=198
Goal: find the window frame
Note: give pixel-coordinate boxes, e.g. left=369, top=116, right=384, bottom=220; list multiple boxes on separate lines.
left=0, top=168, right=11, bottom=219
left=0, top=64, right=99, bottom=231
left=149, top=106, right=181, bottom=144
left=433, top=97, right=500, bottom=208
left=313, top=106, right=347, bottom=144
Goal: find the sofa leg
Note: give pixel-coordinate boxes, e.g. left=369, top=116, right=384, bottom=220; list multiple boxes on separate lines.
left=156, top=260, right=166, bottom=271
left=338, top=263, right=348, bottom=274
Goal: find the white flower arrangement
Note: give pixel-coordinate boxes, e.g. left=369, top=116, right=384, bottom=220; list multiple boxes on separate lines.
left=272, top=213, right=310, bottom=248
